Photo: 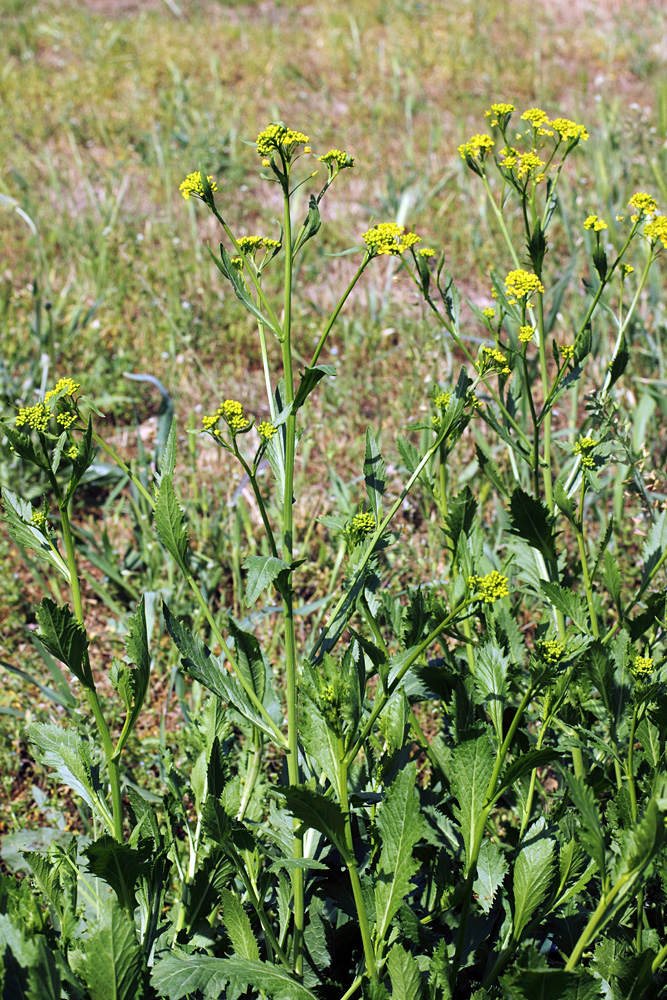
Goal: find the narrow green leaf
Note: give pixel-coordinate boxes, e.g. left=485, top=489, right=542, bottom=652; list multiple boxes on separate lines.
left=292, top=194, right=321, bottom=257
left=449, top=734, right=495, bottom=872
left=35, top=598, right=90, bottom=686
left=219, top=888, right=259, bottom=961
left=512, top=817, right=555, bottom=938
left=539, top=581, right=589, bottom=632
left=364, top=428, right=386, bottom=519
left=602, top=549, right=622, bottom=612
left=154, top=475, right=189, bottom=571
left=209, top=243, right=277, bottom=333
left=227, top=617, right=266, bottom=704
left=375, top=763, right=427, bottom=940
left=292, top=364, right=336, bottom=411
left=568, top=774, right=606, bottom=881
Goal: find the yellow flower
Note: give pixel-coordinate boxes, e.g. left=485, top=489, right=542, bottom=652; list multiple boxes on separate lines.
left=318, top=149, right=354, bottom=170
left=30, top=509, right=47, bottom=529
left=66, top=446, right=78, bottom=460
left=256, top=124, right=309, bottom=157
left=362, top=222, right=420, bottom=256
left=484, top=102, right=515, bottom=127
left=561, top=344, right=574, bottom=361
left=519, top=325, right=535, bottom=343
left=583, top=214, right=607, bottom=232
left=434, top=390, right=451, bottom=409
left=521, top=108, right=549, bottom=127
left=482, top=307, right=495, bottom=319
left=620, top=263, right=634, bottom=277
left=44, top=377, right=80, bottom=405
left=573, top=435, right=597, bottom=468
left=221, top=399, right=249, bottom=432
left=480, top=346, right=511, bottom=375
left=549, top=117, right=588, bottom=143
left=633, top=654, right=654, bottom=679
left=418, top=247, right=435, bottom=258
left=258, top=421, right=277, bottom=441
left=643, top=215, right=667, bottom=248
left=468, top=571, right=509, bottom=603
left=537, top=639, right=565, bottom=663
left=179, top=171, right=218, bottom=200
left=516, top=151, right=545, bottom=178
left=16, top=403, right=50, bottom=433
left=458, top=133, right=495, bottom=160
left=351, top=511, right=376, bottom=536
left=629, top=192, right=658, bottom=219
left=504, top=269, right=544, bottom=299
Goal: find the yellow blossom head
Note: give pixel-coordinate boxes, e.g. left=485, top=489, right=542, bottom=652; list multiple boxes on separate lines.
left=258, top=421, right=277, bottom=441
left=256, top=123, right=309, bottom=160
left=632, top=654, right=654, bottom=680
left=643, top=215, right=667, bottom=248
left=521, top=108, right=549, bottom=128
left=350, top=511, right=376, bottom=540
left=179, top=171, right=218, bottom=201
left=629, top=192, right=658, bottom=219
left=484, top=103, right=515, bottom=128
left=468, top=571, right=509, bottom=604
left=362, top=222, right=420, bottom=257
left=549, top=117, right=588, bottom=144
left=458, top=133, right=495, bottom=164
left=537, top=638, right=565, bottom=664
left=504, top=269, right=544, bottom=300
left=519, top=325, right=535, bottom=343
left=583, top=214, right=607, bottom=232
left=318, top=149, right=354, bottom=172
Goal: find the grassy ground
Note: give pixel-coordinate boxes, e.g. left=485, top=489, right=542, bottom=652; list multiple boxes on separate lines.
left=1, top=0, right=667, bottom=840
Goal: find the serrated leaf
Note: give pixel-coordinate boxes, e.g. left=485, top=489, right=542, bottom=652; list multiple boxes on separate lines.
left=509, top=488, right=557, bottom=562
left=28, top=722, right=103, bottom=815
left=474, top=641, right=509, bottom=740
left=35, top=598, right=90, bottom=687
left=375, top=763, right=427, bottom=940
left=243, top=554, right=290, bottom=606
left=473, top=838, right=507, bottom=914
left=219, top=888, right=259, bottom=960
left=498, top=748, right=561, bottom=794
left=387, top=943, right=425, bottom=1000
left=607, top=333, right=629, bottom=388
left=568, top=774, right=606, bottom=880
left=539, top=581, right=589, bottom=632
left=500, top=967, right=603, bottom=1000
left=227, top=617, right=266, bottom=705
left=397, top=435, right=422, bottom=477
left=279, top=786, right=348, bottom=856
left=641, top=509, right=667, bottom=586
left=445, top=487, right=477, bottom=555
left=84, top=836, right=154, bottom=911
left=602, top=550, right=622, bottom=612
left=1, top=489, right=70, bottom=581
left=554, top=477, right=577, bottom=522
left=364, top=428, right=386, bottom=519
left=292, top=364, right=336, bottom=411
left=512, top=817, right=555, bottom=937
left=151, top=955, right=319, bottom=1000
left=449, top=734, right=495, bottom=872
left=157, top=417, right=177, bottom=481
left=154, top=475, right=189, bottom=571
left=77, top=896, right=145, bottom=1000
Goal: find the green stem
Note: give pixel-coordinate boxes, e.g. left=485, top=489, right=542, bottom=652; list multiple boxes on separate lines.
left=280, top=179, right=305, bottom=978
left=90, top=430, right=155, bottom=507
left=360, top=593, right=389, bottom=658
left=309, top=258, right=370, bottom=368
left=575, top=477, right=599, bottom=638
left=536, top=293, right=554, bottom=512
left=338, top=739, right=378, bottom=982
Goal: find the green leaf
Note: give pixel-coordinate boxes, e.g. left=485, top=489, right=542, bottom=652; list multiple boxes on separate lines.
left=292, top=194, right=321, bottom=257
left=554, top=477, right=577, bottom=523
left=219, top=887, right=259, bottom=960
left=35, top=598, right=90, bottom=687
left=292, top=364, right=336, bottom=411
left=157, top=417, right=177, bottom=481
left=152, top=954, right=319, bottom=1000
left=163, top=604, right=283, bottom=744
left=500, top=967, right=603, bottom=1000
left=592, top=243, right=608, bottom=282
left=386, top=943, right=425, bottom=1000
left=474, top=641, right=509, bottom=740
left=154, top=475, right=189, bottom=571
left=641, top=509, right=667, bottom=587
left=75, top=896, right=145, bottom=1000
left=1, top=489, right=70, bottom=581
left=568, top=774, right=606, bottom=881
left=602, top=549, right=622, bottom=612
left=227, top=617, right=266, bottom=705
left=445, top=487, right=477, bottom=555
left=449, top=734, right=495, bottom=872
left=375, top=763, right=427, bottom=940
left=84, top=836, right=154, bottom=911
left=28, top=722, right=103, bottom=815
left=539, top=581, right=589, bottom=632
left=473, top=838, right=507, bottom=914
left=512, top=816, right=555, bottom=938
left=209, top=243, right=278, bottom=333
left=509, top=487, right=557, bottom=562
left=26, top=936, right=61, bottom=1000
left=364, top=428, right=386, bottom=520
left=243, top=554, right=291, bottom=606
left=279, top=786, right=348, bottom=856
left=607, top=333, right=629, bottom=388
left=397, top=435, right=422, bottom=478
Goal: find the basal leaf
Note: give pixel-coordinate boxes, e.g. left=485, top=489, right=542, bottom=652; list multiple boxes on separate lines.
left=77, top=895, right=146, bottom=1000
left=375, top=763, right=427, bottom=940
left=152, top=954, right=319, bottom=1000
left=84, top=836, right=154, bottom=912
left=500, top=967, right=603, bottom=1000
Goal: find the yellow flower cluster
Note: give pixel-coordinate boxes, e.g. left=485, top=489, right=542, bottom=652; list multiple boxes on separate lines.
left=258, top=421, right=277, bottom=441
left=482, top=307, right=495, bottom=319
left=44, top=377, right=80, bottom=405
left=230, top=257, right=244, bottom=270
left=629, top=192, right=658, bottom=219
left=584, top=215, right=607, bottom=232
left=549, top=118, right=589, bottom=142
left=256, top=124, right=309, bottom=157
left=643, top=215, right=667, bottom=248
left=237, top=236, right=281, bottom=255
left=468, top=571, right=509, bottom=604
left=515, top=151, right=545, bottom=179
left=202, top=399, right=249, bottom=434
left=318, top=149, right=354, bottom=170
left=16, top=403, right=50, bottom=433
left=573, top=435, right=597, bottom=468
left=519, top=325, right=535, bottom=343
left=66, top=446, right=78, bottom=460
left=179, top=172, right=218, bottom=200
left=485, top=102, right=515, bottom=126
left=561, top=344, right=575, bottom=361
left=537, top=639, right=565, bottom=663
left=458, top=133, right=494, bottom=160
left=30, top=509, right=47, bottom=528
left=362, top=223, right=421, bottom=256
left=620, top=263, right=634, bottom=277
left=504, top=269, right=544, bottom=300
left=419, top=247, right=435, bottom=258
left=521, top=108, right=550, bottom=128
left=434, top=390, right=451, bottom=409
left=480, top=346, right=511, bottom=375
left=633, top=654, right=654, bottom=679
left=57, top=411, right=77, bottom=428
left=351, top=511, right=376, bottom=535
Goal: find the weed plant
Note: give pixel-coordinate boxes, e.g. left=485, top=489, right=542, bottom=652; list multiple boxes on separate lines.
left=3, top=104, right=667, bottom=1000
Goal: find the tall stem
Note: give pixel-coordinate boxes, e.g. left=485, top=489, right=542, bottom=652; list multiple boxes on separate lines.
left=280, top=180, right=305, bottom=977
